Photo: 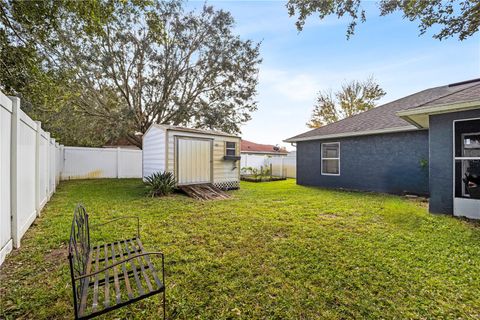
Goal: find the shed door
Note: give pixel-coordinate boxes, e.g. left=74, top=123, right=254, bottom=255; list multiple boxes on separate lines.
left=177, top=138, right=212, bottom=185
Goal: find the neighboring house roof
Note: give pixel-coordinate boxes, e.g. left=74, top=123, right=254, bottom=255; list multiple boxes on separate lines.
left=285, top=79, right=480, bottom=142
left=241, top=139, right=288, bottom=155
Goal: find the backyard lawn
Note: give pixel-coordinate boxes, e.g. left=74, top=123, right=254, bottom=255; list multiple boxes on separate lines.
left=2, top=179, right=480, bottom=319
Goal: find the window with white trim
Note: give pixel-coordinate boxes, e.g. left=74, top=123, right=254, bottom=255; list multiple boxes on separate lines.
left=225, top=141, right=237, bottom=156
left=321, top=142, right=340, bottom=175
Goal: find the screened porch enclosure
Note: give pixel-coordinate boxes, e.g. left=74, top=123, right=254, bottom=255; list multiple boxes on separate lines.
left=454, top=118, right=480, bottom=218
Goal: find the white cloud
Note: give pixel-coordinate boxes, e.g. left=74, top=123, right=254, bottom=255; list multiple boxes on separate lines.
left=259, top=68, right=320, bottom=103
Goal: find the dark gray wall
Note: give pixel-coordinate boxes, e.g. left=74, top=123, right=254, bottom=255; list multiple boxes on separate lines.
left=429, top=109, right=480, bottom=214
left=296, top=130, right=429, bottom=195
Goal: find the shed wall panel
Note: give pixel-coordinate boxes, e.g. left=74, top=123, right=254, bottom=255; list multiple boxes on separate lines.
left=142, top=126, right=166, bottom=178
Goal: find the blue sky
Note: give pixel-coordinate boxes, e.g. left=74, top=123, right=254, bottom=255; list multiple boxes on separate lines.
left=189, top=1, right=480, bottom=150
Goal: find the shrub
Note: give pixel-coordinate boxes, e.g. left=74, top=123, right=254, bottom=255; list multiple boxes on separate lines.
left=241, top=166, right=260, bottom=178
left=144, top=171, right=176, bottom=197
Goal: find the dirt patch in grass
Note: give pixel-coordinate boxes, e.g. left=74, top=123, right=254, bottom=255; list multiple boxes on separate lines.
left=44, top=246, right=68, bottom=263
left=319, top=213, right=339, bottom=219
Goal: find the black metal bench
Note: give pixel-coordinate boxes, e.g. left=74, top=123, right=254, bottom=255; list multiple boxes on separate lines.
left=68, top=204, right=166, bottom=319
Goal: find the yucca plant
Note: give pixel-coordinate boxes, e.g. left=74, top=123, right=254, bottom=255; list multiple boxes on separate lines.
left=144, top=171, right=176, bottom=197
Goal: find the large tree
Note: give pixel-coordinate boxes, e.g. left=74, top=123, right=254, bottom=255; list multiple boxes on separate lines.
left=307, top=76, right=386, bottom=128
left=0, top=1, right=261, bottom=148
left=287, top=0, right=480, bottom=40
left=0, top=1, right=117, bottom=146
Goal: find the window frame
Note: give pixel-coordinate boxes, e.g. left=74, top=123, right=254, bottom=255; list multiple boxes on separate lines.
left=225, top=141, right=237, bottom=156
left=321, top=142, right=340, bottom=176
left=458, top=132, right=480, bottom=197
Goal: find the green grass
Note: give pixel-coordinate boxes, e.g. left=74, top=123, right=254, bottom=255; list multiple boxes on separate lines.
left=2, top=179, right=480, bottom=319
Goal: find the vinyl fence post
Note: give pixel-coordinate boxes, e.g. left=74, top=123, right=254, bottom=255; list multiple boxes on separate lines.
left=55, top=142, right=60, bottom=185
left=281, top=157, right=285, bottom=178
left=45, top=132, right=51, bottom=200
left=35, top=121, right=41, bottom=216
left=60, top=145, right=65, bottom=181
left=9, top=97, right=20, bottom=248
left=51, top=138, right=56, bottom=193
left=116, top=147, right=120, bottom=178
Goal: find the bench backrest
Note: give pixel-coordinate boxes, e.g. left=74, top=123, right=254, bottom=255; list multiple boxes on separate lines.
left=68, top=204, right=91, bottom=280
left=68, top=204, right=91, bottom=318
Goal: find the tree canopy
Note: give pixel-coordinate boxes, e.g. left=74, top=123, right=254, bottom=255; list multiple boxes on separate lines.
left=287, top=0, right=480, bottom=40
left=307, top=76, right=386, bottom=128
left=0, top=0, right=115, bottom=146
left=0, top=1, right=261, bottom=148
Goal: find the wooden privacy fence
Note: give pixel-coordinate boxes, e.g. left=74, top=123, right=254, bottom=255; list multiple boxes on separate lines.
left=0, top=92, right=63, bottom=266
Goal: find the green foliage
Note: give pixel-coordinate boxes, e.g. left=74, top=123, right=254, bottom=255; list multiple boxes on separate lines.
left=262, top=166, right=272, bottom=177
left=420, top=158, right=429, bottom=170
left=241, top=166, right=259, bottom=178
left=307, top=76, right=386, bottom=128
left=2, top=179, right=480, bottom=318
left=241, top=166, right=272, bottom=179
left=144, top=171, right=176, bottom=197
left=0, top=0, right=121, bottom=146
left=0, top=1, right=261, bottom=148
left=286, top=0, right=480, bottom=40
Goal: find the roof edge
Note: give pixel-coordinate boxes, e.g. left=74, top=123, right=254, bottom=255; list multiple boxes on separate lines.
left=153, top=124, right=240, bottom=138
left=241, top=151, right=289, bottom=155
left=397, top=99, right=480, bottom=117
left=284, top=125, right=421, bottom=142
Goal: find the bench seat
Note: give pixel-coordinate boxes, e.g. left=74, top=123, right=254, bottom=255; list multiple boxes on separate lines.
left=77, top=238, right=164, bottom=319
left=68, top=205, right=165, bottom=320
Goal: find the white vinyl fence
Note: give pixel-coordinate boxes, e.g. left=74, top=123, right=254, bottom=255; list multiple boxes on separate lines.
left=0, top=93, right=63, bottom=266
left=62, top=147, right=142, bottom=180
left=0, top=92, right=143, bottom=267
left=270, top=155, right=296, bottom=178
left=240, top=153, right=296, bottom=178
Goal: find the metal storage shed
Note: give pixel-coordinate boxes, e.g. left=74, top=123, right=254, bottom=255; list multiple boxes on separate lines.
left=142, top=125, right=241, bottom=190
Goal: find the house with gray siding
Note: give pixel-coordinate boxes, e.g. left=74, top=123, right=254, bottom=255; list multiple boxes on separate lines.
left=285, top=79, right=480, bottom=219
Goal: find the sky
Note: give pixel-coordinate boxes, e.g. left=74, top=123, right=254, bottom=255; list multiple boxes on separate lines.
left=188, top=1, right=480, bottom=150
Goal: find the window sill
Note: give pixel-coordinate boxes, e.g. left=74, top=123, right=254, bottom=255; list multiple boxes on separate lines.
left=224, top=155, right=241, bottom=161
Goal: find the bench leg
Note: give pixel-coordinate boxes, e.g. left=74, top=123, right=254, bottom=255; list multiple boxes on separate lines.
left=160, top=290, right=166, bottom=320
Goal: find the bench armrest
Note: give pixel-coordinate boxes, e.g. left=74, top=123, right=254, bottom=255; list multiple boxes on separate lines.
left=90, top=216, right=140, bottom=238
left=74, top=251, right=164, bottom=280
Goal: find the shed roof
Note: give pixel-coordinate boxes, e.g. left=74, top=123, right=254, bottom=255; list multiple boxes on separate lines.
left=285, top=79, right=480, bottom=142
left=151, top=124, right=240, bottom=138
